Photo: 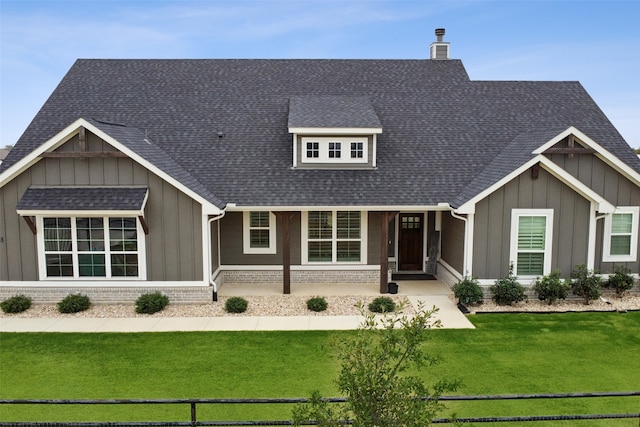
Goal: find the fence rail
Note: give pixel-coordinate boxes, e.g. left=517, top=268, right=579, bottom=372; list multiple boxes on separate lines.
left=1, top=391, right=639, bottom=426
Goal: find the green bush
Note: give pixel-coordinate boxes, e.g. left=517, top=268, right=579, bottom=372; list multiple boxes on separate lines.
left=570, top=265, right=602, bottom=305
left=605, top=265, right=636, bottom=297
left=490, top=263, right=526, bottom=306
left=0, top=294, right=33, bottom=314
left=368, top=296, right=396, bottom=313
left=533, top=270, right=570, bottom=305
left=452, top=276, right=484, bottom=305
left=306, top=296, right=328, bottom=312
left=225, top=296, right=248, bottom=313
left=57, top=293, right=91, bottom=314
left=135, top=292, right=169, bottom=314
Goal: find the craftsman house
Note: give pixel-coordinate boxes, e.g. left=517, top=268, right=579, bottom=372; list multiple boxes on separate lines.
left=1, top=29, right=640, bottom=303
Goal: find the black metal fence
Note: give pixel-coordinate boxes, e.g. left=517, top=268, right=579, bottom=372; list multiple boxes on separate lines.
left=1, top=391, right=639, bottom=426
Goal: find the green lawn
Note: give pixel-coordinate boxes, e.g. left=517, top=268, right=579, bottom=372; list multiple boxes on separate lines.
left=1, top=311, right=639, bottom=426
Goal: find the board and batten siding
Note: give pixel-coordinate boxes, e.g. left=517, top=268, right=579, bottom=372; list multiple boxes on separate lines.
left=548, top=153, right=640, bottom=274
left=440, top=211, right=465, bottom=274
left=0, top=132, right=203, bottom=281
left=473, top=167, right=589, bottom=280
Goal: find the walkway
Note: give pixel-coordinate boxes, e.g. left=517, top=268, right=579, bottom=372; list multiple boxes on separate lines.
left=0, top=280, right=474, bottom=332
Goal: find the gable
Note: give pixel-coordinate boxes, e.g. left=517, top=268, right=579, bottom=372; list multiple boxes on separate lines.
left=0, top=118, right=224, bottom=214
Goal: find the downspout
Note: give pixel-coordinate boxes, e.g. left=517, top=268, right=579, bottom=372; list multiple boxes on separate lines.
left=450, top=210, right=474, bottom=277
left=588, top=208, right=610, bottom=271
left=208, top=211, right=226, bottom=301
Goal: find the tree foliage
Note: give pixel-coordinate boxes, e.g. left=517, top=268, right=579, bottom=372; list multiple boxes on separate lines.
left=570, top=265, right=602, bottom=305
left=292, top=302, right=460, bottom=426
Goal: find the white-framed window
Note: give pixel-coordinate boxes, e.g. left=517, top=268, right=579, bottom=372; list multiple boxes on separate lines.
left=603, top=206, right=639, bottom=262
left=301, top=137, right=368, bottom=163
left=37, top=216, right=145, bottom=279
left=510, top=209, right=553, bottom=277
left=302, top=211, right=367, bottom=263
left=243, top=211, right=277, bottom=254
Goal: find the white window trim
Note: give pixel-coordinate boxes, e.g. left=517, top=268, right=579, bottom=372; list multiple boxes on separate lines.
left=243, top=211, right=277, bottom=254
left=301, top=136, right=368, bottom=164
left=36, top=215, right=147, bottom=280
left=509, top=209, right=553, bottom=277
left=603, top=206, right=639, bottom=262
left=301, top=211, right=368, bottom=264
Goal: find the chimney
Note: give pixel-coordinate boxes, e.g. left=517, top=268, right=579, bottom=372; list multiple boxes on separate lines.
left=430, top=28, right=450, bottom=60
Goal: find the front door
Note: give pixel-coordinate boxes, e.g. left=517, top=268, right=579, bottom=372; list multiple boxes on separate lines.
left=398, top=213, right=424, bottom=271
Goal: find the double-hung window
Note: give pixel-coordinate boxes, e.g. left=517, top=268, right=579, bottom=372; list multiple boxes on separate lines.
left=510, top=209, right=553, bottom=277
left=243, top=211, right=276, bottom=254
left=603, top=207, right=639, bottom=262
left=40, top=216, right=143, bottom=279
left=303, top=211, right=366, bottom=263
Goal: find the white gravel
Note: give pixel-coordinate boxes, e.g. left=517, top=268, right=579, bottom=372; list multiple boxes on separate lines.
left=0, top=295, right=414, bottom=318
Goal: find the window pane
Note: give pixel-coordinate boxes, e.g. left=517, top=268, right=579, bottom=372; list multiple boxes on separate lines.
left=350, top=142, right=363, bottom=159
left=45, top=254, right=73, bottom=277
left=517, top=253, right=544, bottom=276
left=306, top=142, right=319, bottom=158
left=328, top=142, right=341, bottom=158
left=337, top=211, right=360, bottom=239
left=612, top=213, right=633, bottom=234
left=250, top=212, right=269, bottom=228
left=518, top=216, right=546, bottom=250
left=250, top=229, right=270, bottom=248
left=44, top=218, right=72, bottom=252
left=110, top=218, right=138, bottom=251
left=611, top=235, right=632, bottom=255
left=76, top=218, right=104, bottom=251
left=308, top=241, right=332, bottom=262
left=337, top=241, right=361, bottom=262
left=111, top=254, right=139, bottom=277
left=78, top=254, right=106, bottom=277
left=308, top=211, right=332, bottom=239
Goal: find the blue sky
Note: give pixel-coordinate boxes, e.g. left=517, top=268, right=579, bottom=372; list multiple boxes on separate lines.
left=1, top=0, right=639, bottom=148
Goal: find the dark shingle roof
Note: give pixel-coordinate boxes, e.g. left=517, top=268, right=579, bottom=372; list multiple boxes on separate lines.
left=16, top=187, right=148, bottom=211
left=288, top=96, right=381, bottom=129
left=2, top=58, right=638, bottom=208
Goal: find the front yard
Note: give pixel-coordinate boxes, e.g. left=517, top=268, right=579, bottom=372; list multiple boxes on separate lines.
left=1, top=311, right=639, bottom=425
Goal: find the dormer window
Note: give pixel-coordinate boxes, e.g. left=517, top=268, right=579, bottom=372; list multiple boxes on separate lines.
left=302, top=137, right=368, bottom=164
left=288, top=95, right=382, bottom=169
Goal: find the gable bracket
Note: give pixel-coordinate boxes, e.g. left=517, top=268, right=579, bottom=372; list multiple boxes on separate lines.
left=79, top=126, right=86, bottom=152
left=22, top=216, right=37, bottom=234
left=138, top=216, right=149, bottom=235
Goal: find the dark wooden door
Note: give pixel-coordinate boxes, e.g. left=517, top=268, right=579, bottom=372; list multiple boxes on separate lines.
left=398, top=213, right=424, bottom=271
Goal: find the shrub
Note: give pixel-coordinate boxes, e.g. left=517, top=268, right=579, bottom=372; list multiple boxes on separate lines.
left=452, top=276, right=484, bottom=305
left=306, top=296, right=328, bottom=312
left=533, top=270, right=570, bottom=305
left=570, top=265, right=602, bottom=305
left=225, top=296, right=248, bottom=313
left=135, top=292, right=169, bottom=314
left=605, top=265, right=636, bottom=297
left=490, top=263, right=526, bottom=306
left=368, top=296, right=396, bottom=313
left=0, top=294, right=33, bottom=314
left=57, top=293, right=91, bottom=314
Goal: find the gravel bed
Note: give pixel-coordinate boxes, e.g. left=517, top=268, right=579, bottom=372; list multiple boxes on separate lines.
left=466, top=295, right=640, bottom=313
left=0, top=295, right=414, bottom=318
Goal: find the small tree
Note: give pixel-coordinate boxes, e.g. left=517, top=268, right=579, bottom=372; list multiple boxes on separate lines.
left=605, top=265, right=636, bottom=297
left=452, top=276, right=484, bottom=305
left=490, top=263, right=526, bottom=306
left=532, top=270, right=570, bottom=305
left=570, top=265, right=602, bottom=305
left=292, top=302, right=460, bottom=426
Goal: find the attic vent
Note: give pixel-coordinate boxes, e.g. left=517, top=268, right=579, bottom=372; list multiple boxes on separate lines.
left=430, top=28, right=450, bottom=60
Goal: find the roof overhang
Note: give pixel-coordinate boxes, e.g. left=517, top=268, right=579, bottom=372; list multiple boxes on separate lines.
left=16, top=186, right=149, bottom=216
left=288, top=127, right=382, bottom=135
